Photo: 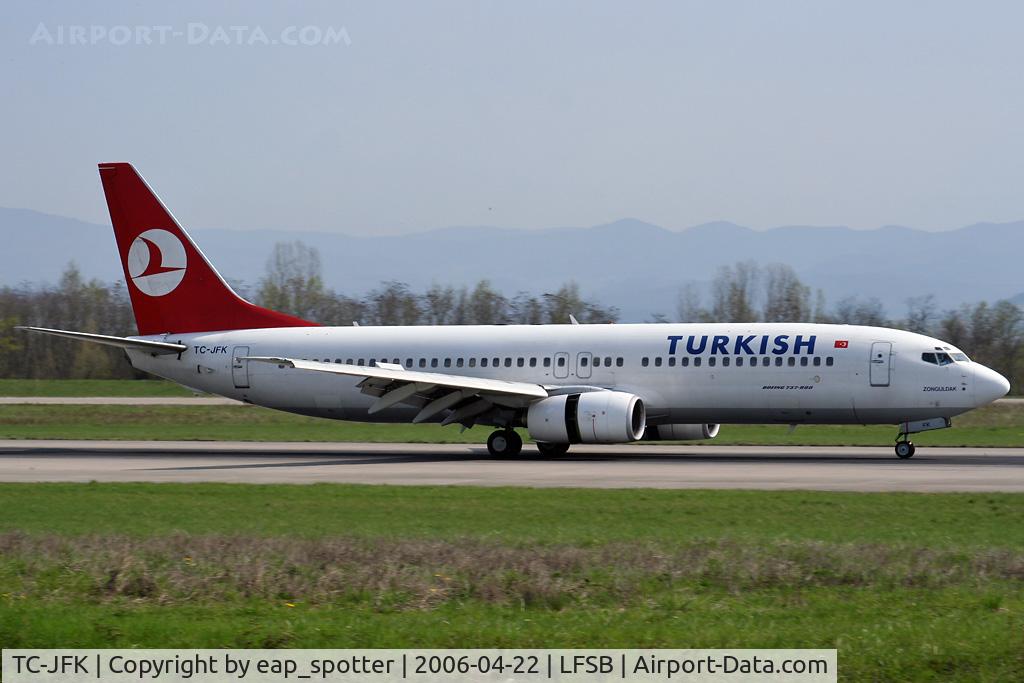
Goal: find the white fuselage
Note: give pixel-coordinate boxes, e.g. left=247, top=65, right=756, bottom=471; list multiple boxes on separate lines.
left=127, top=322, right=1007, bottom=428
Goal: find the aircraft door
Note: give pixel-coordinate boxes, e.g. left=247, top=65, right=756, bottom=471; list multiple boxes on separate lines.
left=553, top=352, right=570, bottom=379
left=576, top=351, right=593, bottom=380
left=869, top=341, right=892, bottom=387
left=232, top=345, right=251, bottom=389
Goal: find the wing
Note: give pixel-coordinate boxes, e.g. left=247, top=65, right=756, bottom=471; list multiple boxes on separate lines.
left=244, top=356, right=549, bottom=426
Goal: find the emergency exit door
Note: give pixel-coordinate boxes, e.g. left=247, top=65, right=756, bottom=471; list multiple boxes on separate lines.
left=869, top=342, right=892, bottom=387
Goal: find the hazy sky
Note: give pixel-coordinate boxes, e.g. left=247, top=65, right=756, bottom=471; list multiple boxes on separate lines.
left=2, top=1, right=1023, bottom=235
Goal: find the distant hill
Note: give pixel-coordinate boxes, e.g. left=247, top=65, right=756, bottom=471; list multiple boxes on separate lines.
left=4, top=207, right=1023, bottom=322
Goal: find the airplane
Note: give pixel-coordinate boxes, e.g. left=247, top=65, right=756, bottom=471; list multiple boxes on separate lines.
left=20, top=163, right=1011, bottom=459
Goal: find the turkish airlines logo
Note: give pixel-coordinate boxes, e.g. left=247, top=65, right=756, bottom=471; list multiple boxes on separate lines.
left=126, top=229, right=187, bottom=297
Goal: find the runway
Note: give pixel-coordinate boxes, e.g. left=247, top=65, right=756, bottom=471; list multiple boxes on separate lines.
left=1, top=440, right=1023, bottom=491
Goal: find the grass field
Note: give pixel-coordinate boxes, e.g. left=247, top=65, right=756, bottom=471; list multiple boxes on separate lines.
left=0, top=401, right=1022, bottom=446
left=0, top=379, right=195, bottom=397
left=1, top=484, right=1022, bottom=681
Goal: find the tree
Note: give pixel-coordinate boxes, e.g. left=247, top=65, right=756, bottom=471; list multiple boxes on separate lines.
left=904, top=295, right=937, bottom=335
left=256, top=241, right=326, bottom=320
left=710, top=261, right=760, bottom=322
left=832, top=297, right=886, bottom=326
left=762, top=264, right=811, bottom=322
left=422, top=283, right=457, bottom=325
left=365, top=281, right=422, bottom=325
left=675, top=283, right=708, bottom=323
left=466, top=281, right=508, bottom=324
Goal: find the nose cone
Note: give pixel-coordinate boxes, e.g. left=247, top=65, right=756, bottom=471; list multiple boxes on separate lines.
left=975, top=365, right=1011, bottom=405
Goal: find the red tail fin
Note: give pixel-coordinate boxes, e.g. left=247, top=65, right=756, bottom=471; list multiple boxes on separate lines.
left=98, top=163, right=317, bottom=335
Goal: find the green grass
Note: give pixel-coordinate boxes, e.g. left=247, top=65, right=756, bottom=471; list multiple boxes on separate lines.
left=2, top=484, right=1022, bottom=548
left=1, top=484, right=1023, bottom=681
left=0, top=402, right=1021, bottom=446
left=0, top=379, right=195, bottom=397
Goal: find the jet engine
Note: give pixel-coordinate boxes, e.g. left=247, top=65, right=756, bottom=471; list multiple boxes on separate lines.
left=646, top=423, right=721, bottom=440
left=527, top=391, right=645, bottom=444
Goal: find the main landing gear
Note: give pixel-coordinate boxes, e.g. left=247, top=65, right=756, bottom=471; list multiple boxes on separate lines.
left=486, top=429, right=523, bottom=457
left=536, top=442, right=571, bottom=457
left=485, top=431, right=572, bottom=458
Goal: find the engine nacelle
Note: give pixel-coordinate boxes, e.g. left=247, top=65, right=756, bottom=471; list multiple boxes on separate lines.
left=527, top=391, right=646, bottom=444
left=646, top=423, right=721, bottom=441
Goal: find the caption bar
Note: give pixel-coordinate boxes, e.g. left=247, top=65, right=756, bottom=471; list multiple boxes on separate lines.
left=3, top=649, right=835, bottom=682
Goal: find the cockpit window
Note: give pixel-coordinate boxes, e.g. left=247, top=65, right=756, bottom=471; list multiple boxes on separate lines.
left=952, top=352, right=970, bottom=362
left=922, top=352, right=955, bottom=366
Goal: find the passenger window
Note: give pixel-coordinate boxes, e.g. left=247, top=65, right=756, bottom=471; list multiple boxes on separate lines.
left=481, top=358, right=489, bottom=367
left=581, top=356, right=589, bottom=367
left=529, top=358, right=537, bottom=367
left=543, top=357, right=551, bottom=368
left=775, top=357, right=783, bottom=367
left=709, top=357, right=716, bottom=367
left=736, top=357, right=743, bottom=367
left=557, top=357, right=566, bottom=367
left=762, top=357, right=770, bottom=367
left=357, top=359, right=365, bottom=366
left=346, top=358, right=353, bottom=365
left=469, top=358, right=476, bottom=368
left=826, top=357, right=834, bottom=367
left=654, top=357, right=662, bottom=367
left=456, top=358, right=464, bottom=368
left=616, top=357, right=624, bottom=367
left=694, top=357, right=702, bottom=367
left=605, top=356, right=612, bottom=367
left=788, top=357, right=796, bottom=367
left=517, top=357, right=525, bottom=367
left=418, top=358, right=426, bottom=368
left=493, top=358, right=500, bottom=367
left=444, top=358, right=452, bottom=368
left=681, top=357, right=690, bottom=367
left=431, top=358, right=439, bottom=368
left=504, top=358, right=512, bottom=367
left=800, top=357, right=808, bottom=367
left=642, top=357, right=649, bottom=367
left=405, top=358, right=413, bottom=367
left=668, top=357, right=676, bottom=367
left=722, top=357, right=730, bottom=367
left=813, top=357, right=821, bottom=367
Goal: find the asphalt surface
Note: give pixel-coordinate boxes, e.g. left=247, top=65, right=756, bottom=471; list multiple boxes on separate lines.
left=0, top=397, right=1020, bottom=406
left=1, top=440, right=1022, bottom=491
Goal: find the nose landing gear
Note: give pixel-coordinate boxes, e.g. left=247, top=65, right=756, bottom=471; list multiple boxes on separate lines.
left=895, top=440, right=916, bottom=459
left=892, top=417, right=951, bottom=459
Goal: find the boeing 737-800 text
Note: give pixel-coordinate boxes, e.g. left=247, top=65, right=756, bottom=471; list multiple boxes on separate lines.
left=20, top=163, right=1011, bottom=459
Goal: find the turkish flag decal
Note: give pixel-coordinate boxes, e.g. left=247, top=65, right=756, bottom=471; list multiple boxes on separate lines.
left=834, top=340, right=849, bottom=348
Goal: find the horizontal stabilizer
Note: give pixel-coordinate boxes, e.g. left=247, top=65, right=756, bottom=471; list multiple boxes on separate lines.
left=16, top=326, right=187, bottom=355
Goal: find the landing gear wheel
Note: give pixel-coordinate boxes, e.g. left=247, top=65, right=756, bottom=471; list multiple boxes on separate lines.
left=895, top=441, right=916, bottom=459
left=487, top=430, right=523, bottom=457
left=536, top=442, right=571, bottom=457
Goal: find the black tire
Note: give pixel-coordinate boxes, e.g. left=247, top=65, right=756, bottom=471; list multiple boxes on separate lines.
left=536, top=442, right=571, bottom=457
left=487, top=430, right=523, bottom=457
left=895, top=441, right=915, bottom=459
